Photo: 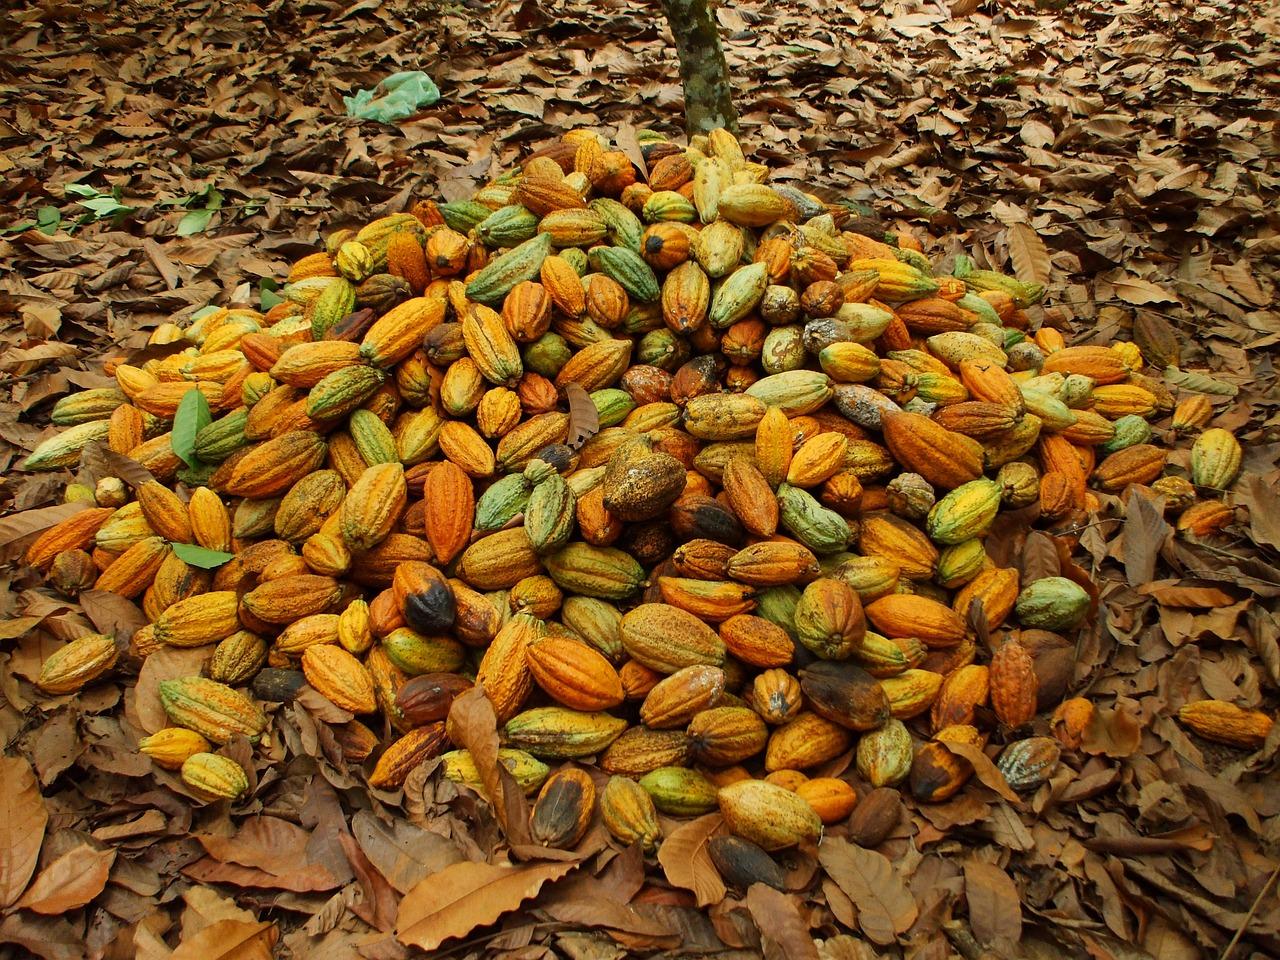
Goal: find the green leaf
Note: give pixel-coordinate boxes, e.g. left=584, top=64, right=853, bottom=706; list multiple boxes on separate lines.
left=170, top=542, right=234, bottom=569
left=177, top=208, right=214, bottom=237
left=78, top=196, right=133, bottom=219
left=190, top=305, right=221, bottom=321
left=171, top=389, right=212, bottom=468
left=64, top=183, right=100, bottom=198
left=35, top=206, right=61, bottom=234
left=259, top=278, right=283, bottom=310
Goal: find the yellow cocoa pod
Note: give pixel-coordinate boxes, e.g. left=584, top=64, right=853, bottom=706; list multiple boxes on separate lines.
left=1178, top=700, right=1272, bottom=748
left=302, top=644, right=377, bottom=714
left=600, top=775, right=661, bottom=850
left=154, top=591, right=241, bottom=648
left=37, top=633, right=119, bottom=694
left=717, top=779, right=822, bottom=851
left=340, top=462, right=407, bottom=552
left=181, top=752, right=249, bottom=800
left=138, top=728, right=212, bottom=770
left=187, top=487, right=233, bottom=552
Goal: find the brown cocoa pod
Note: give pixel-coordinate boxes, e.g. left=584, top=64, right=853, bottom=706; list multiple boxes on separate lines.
left=707, top=835, right=786, bottom=891
left=845, top=787, right=903, bottom=847
left=798, top=660, right=891, bottom=731
left=252, top=668, right=306, bottom=703
left=395, top=672, right=473, bottom=726
left=669, top=494, right=745, bottom=546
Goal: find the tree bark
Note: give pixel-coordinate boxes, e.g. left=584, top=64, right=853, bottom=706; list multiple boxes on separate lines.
left=659, top=0, right=738, bottom=137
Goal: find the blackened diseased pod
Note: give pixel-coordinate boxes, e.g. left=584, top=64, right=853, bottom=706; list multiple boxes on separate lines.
left=530, top=768, right=597, bottom=849
left=393, top=561, right=456, bottom=635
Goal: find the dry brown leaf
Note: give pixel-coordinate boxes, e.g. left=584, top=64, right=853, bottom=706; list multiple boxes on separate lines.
left=1122, top=493, right=1169, bottom=587
left=1082, top=700, right=1144, bottom=758
left=79, top=442, right=155, bottom=488
left=79, top=590, right=149, bottom=644
left=939, top=741, right=1020, bottom=804
left=396, top=859, right=575, bottom=951
left=657, top=813, right=726, bottom=908
left=16, top=844, right=115, bottom=914
left=445, top=684, right=530, bottom=845
left=564, top=382, right=601, bottom=451
left=963, top=860, right=1022, bottom=947
left=744, top=883, right=819, bottom=960
left=817, top=837, right=916, bottom=946
left=1138, top=583, right=1235, bottom=607
left=0, top=502, right=90, bottom=554
left=0, top=756, right=49, bottom=908
left=1006, top=223, right=1051, bottom=288
left=170, top=919, right=277, bottom=960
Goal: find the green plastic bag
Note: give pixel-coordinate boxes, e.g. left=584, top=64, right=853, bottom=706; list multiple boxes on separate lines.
left=344, top=71, right=440, bottom=122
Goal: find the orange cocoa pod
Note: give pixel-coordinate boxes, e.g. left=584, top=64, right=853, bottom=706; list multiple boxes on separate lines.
left=1092, top=444, right=1165, bottom=494
left=1051, top=697, right=1094, bottom=750
left=619, top=659, right=663, bottom=700
left=302, top=644, right=377, bottom=714
left=526, top=636, right=624, bottom=711
left=369, top=723, right=448, bottom=789
left=25, top=507, right=114, bottom=571
left=765, top=769, right=809, bottom=791
left=990, top=638, right=1038, bottom=728
left=764, top=712, right=853, bottom=771
left=719, top=614, right=794, bottom=668
left=423, top=462, right=474, bottom=565
left=94, top=536, right=170, bottom=598
left=1178, top=500, right=1234, bottom=537
left=576, top=485, right=624, bottom=546
left=640, top=664, right=725, bottom=729
left=952, top=567, right=1019, bottom=630
left=136, top=481, right=193, bottom=544
left=795, top=777, right=857, bottom=824
left=108, top=404, right=147, bottom=455
left=931, top=664, right=990, bottom=731
left=1177, top=700, right=1273, bottom=748
left=386, top=232, right=430, bottom=294
left=722, top=457, right=778, bottom=536
left=750, top=668, right=803, bottom=725
left=671, top=539, right=736, bottom=581
left=1037, top=433, right=1088, bottom=508
left=866, top=594, right=965, bottom=647
left=726, top=540, right=821, bottom=587
left=688, top=705, right=769, bottom=766
left=476, top=613, right=545, bottom=723
left=881, top=411, right=983, bottom=490
left=1039, top=471, right=1075, bottom=521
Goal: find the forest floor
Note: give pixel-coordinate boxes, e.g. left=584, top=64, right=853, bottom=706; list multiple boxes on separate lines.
left=0, top=0, right=1277, bottom=957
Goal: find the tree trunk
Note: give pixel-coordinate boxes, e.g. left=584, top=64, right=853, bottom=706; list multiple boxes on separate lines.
left=659, top=0, right=738, bottom=137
